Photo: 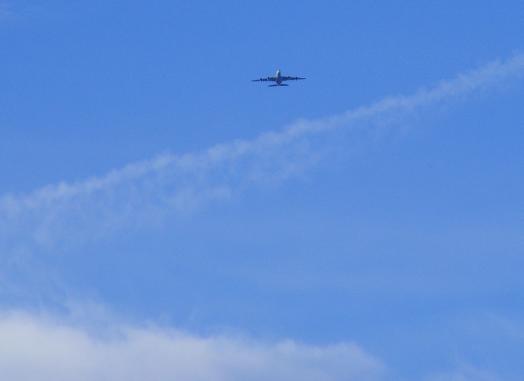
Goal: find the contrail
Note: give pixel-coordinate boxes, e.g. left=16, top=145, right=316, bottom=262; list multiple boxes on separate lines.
left=1, top=53, right=524, bottom=247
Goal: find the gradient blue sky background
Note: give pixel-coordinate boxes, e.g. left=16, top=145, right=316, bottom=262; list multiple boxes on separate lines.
left=1, top=1, right=523, bottom=380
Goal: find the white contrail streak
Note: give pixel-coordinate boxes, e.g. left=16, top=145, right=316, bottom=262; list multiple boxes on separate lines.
left=1, top=53, right=523, bottom=247
left=5, top=54, right=524, bottom=210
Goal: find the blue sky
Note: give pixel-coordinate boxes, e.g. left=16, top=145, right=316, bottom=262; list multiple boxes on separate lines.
left=1, top=1, right=524, bottom=380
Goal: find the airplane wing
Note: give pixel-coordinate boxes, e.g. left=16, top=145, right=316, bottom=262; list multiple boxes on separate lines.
left=252, top=77, right=277, bottom=82
left=281, top=76, right=306, bottom=81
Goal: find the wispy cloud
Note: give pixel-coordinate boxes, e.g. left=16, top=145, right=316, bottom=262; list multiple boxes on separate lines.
left=0, top=310, right=384, bottom=381
left=1, top=54, right=524, bottom=250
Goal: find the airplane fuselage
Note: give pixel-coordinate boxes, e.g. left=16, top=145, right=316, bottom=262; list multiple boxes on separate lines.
left=275, top=69, right=282, bottom=85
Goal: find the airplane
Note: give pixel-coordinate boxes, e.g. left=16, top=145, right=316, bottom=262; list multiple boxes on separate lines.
left=252, top=69, right=306, bottom=87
